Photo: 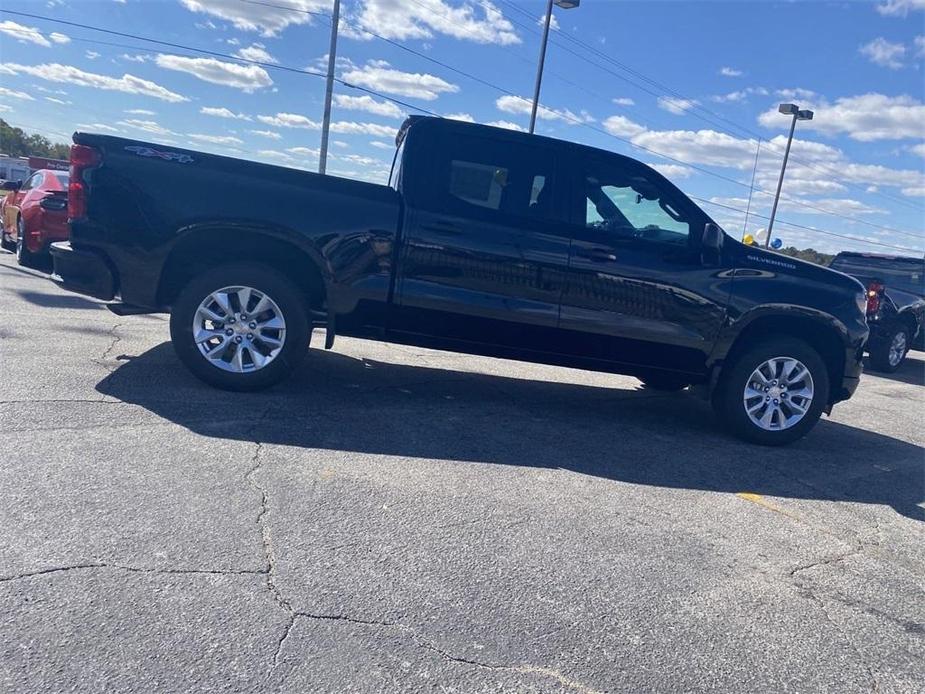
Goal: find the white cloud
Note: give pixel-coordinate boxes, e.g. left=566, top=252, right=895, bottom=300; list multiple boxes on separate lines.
left=612, top=97, right=635, bottom=107
left=485, top=120, right=526, bottom=132
left=77, top=123, right=121, bottom=133
left=657, top=96, right=699, bottom=115
left=495, top=94, right=594, bottom=125
left=711, top=87, right=768, bottom=103
left=329, top=121, right=397, bottom=138
left=248, top=129, right=282, bottom=140
left=444, top=112, right=475, bottom=122
left=859, top=37, right=906, bottom=69
left=602, top=115, right=648, bottom=138
left=288, top=146, right=319, bottom=157
left=200, top=106, right=252, bottom=120
left=720, top=66, right=743, bottom=77
left=44, top=96, right=71, bottom=105
left=776, top=88, right=818, bottom=101
left=234, top=43, right=277, bottom=64
left=4, top=62, right=187, bottom=102
left=85, top=51, right=101, bottom=60
left=758, top=93, right=925, bottom=141
left=333, top=94, right=403, bottom=118
left=126, top=108, right=156, bottom=115
left=0, top=105, right=13, bottom=114
left=0, top=86, right=35, bottom=101
left=257, top=112, right=320, bottom=129
left=537, top=13, right=560, bottom=31
left=0, top=20, right=51, bottom=47
left=911, top=143, right=925, bottom=157
left=49, top=32, right=70, bottom=44
left=155, top=54, right=272, bottom=92
left=341, top=61, right=458, bottom=101
left=346, top=0, right=520, bottom=45
left=188, top=133, right=244, bottom=145
left=876, top=0, right=925, bottom=16
left=256, top=112, right=396, bottom=138
left=116, top=119, right=177, bottom=136
left=333, top=140, right=348, bottom=148
left=369, top=140, right=394, bottom=149
left=914, top=35, right=925, bottom=57
left=121, top=54, right=152, bottom=63
left=649, top=163, right=693, bottom=179
left=178, top=0, right=328, bottom=37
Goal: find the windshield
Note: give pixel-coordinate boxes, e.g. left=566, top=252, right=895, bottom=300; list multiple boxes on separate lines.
left=52, top=172, right=70, bottom=186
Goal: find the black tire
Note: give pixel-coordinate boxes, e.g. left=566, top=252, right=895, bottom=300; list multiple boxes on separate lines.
left=169, top=263, right=310, bottom=391
left=15, top=217, right=39, bottom=268
left=639, top=373, right=690, bottom=391
left=867, top=324, right=909, bottom=373
left=713, top=337, right=829, bottom=446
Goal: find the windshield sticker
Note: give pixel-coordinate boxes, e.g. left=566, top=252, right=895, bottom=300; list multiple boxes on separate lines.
left=124, top=146, right=194, bottom=164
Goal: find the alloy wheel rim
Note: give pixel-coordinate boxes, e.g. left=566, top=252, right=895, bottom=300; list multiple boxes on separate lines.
left=16, top=219, right=24, bottom=259
left=743, top=356, right=814, bottom=432
left=192, top=285, right=286, bottom=373
left=888, top=332, right=907, bottom=367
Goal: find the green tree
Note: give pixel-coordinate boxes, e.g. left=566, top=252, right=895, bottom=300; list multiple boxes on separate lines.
left=0, top=119, right=69, bottom=160
left=777, top=246, right=835, bottom=267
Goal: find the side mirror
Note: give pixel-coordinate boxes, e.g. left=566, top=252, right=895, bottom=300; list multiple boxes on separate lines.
left=702, top=223, right=723, bottom=251
left=2, top=180, right=22, bottom=191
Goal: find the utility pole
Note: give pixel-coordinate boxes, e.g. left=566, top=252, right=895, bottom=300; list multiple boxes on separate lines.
left=318, top=0, right=341, bottom=175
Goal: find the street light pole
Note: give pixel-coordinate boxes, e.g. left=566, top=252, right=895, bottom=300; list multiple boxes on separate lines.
left=765, top=103, right=813, bottom=248
left=529, top=0, right=555, bottom=135
left=529, top=0, right=579, bottom=135
left=318, top=0, right=341, bottom=175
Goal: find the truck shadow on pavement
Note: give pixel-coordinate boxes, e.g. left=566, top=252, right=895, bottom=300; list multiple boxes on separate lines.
left=864, top=352, right=925, bottom=387
left=97, top=343, right=925, bottom=522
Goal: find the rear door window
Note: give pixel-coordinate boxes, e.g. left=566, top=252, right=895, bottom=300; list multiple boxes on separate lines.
left=428, top=132, right=560, bottom=224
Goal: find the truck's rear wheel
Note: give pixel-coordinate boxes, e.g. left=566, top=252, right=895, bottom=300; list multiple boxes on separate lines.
left=169, top=263, right=310, bottom=391
left=713, top=337, right=828, bottom=446
left=868, top=324, right=909, bottom=373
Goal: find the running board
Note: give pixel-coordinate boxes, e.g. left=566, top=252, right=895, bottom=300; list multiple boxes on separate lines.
left=106, top=303, right=160, bottom=316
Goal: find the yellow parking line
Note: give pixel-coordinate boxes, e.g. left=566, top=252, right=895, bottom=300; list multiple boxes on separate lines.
left=736, top=492, right=804, bottom=522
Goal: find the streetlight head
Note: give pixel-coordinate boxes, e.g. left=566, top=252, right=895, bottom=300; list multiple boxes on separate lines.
left=797, top=109, right=814, bottom=121
left=554, top=0, right=580, bottom=8
left=778, top=103, right=799, bottom=115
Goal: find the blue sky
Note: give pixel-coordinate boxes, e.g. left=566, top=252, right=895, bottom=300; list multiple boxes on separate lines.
left=0, top=0, right=923, bottom=254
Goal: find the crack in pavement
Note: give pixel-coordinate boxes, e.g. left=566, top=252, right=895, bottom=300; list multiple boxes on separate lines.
left=270, top=612, right=606, bottom=694
left=0, top=563, right=267, bottom=582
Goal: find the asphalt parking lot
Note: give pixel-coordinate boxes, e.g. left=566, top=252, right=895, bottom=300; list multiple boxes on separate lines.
left=1, top=250, right=923, bottom=693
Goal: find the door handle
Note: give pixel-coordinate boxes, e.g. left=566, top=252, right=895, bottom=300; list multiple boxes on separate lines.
left=585, top=248, right=618, bottom=262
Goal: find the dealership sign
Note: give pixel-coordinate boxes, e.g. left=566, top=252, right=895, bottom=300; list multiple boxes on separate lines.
left=28, top=156, right=69, bottom=172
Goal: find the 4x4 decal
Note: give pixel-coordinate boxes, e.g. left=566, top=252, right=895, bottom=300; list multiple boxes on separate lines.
left=125, top=146, right=194, bottom=164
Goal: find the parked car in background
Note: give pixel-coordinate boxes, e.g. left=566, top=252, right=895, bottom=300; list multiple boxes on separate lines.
left=0, top=169, right=69, bottom=266
left=830, top=252, right=925, bottom=372
left=51, top=117, right=869, bottom=445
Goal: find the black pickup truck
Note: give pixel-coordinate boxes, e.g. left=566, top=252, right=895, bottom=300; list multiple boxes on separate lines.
left=829, top=252, right=924, bottom=372
left=51, top=116, right=868, bottom=445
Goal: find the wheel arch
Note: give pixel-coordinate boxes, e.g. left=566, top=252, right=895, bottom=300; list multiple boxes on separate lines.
left=156, top=223, right=331, bottom=313
left=714, top=309, right=849, bottom=403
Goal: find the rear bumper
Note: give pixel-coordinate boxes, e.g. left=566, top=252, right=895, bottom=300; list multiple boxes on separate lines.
left=50, top=241, right=116, bottom=301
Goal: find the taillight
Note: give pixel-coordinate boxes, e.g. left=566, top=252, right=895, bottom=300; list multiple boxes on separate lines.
left=68, top=144, right=101, bottom=221
left=866, top=281, right=883, bottom=315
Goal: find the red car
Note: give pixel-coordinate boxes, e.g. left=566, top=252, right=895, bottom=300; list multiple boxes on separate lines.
left=1, top=169, right=69, bottom=266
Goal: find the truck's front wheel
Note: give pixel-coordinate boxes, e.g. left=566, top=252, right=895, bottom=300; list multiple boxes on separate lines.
left=169, top=263, right=310, bottom=391
left=713, top=337, right=829, bottom=446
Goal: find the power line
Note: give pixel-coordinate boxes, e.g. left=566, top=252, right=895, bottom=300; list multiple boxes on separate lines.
left=0, top=9, right=440, bottom=117
left=3, top=9, right=920, bottom=252
left=692, top=196, right=922, bottom=253
left=499, top=0, right=924, bottom=215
